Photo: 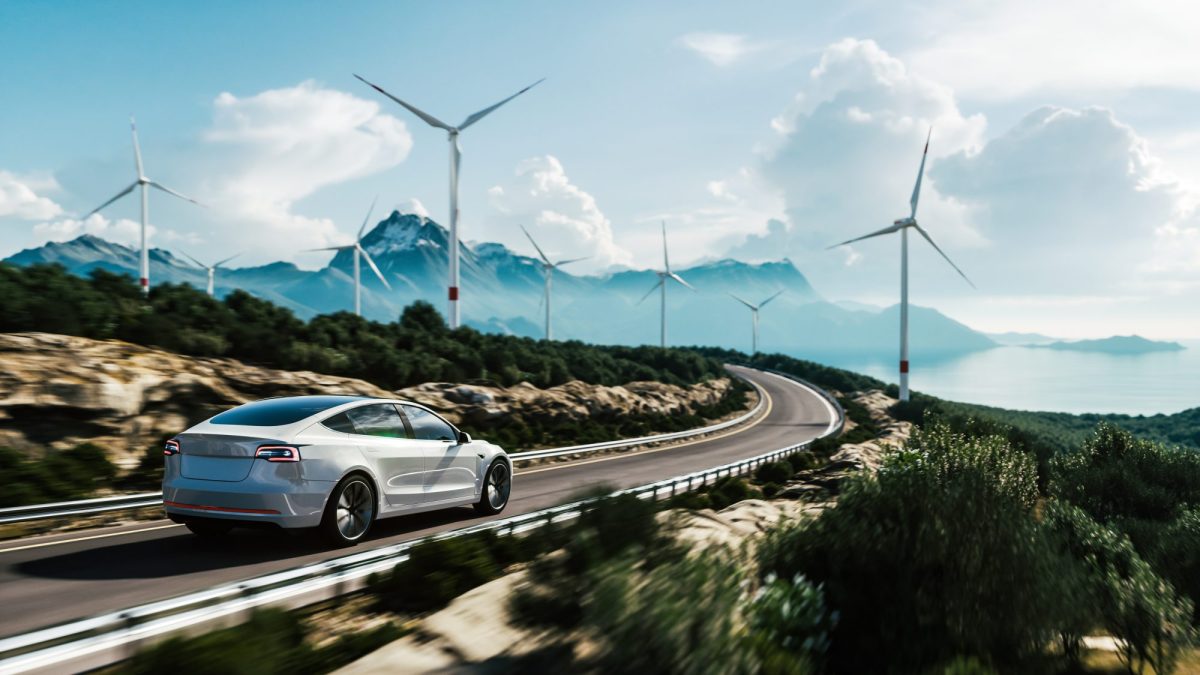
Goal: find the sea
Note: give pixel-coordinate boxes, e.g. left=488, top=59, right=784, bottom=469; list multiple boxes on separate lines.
left=813, top=340, right=1200, bottom=416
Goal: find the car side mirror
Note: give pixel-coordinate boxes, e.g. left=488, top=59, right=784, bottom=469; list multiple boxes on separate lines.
left=458, top=431, right=472, bottom=444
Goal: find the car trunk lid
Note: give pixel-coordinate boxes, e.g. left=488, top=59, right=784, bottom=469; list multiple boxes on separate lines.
left=178, top=433, right=273, bottom=482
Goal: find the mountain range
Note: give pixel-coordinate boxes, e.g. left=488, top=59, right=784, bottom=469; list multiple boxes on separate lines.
left=4, top=211, right=997, bottom=357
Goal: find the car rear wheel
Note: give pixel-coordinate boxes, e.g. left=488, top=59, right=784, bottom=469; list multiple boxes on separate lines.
left=474, top=460, right=511, bottom=515
left=320, top=475, right=376, bottom=547
left=185, top=520, right=233, bottom=538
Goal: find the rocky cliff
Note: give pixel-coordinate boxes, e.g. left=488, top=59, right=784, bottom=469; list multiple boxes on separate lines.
left=0, top=332, right=735, bottom=465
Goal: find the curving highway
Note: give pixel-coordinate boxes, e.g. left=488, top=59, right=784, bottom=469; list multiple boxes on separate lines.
left=0, top=366, right=835, bottom=638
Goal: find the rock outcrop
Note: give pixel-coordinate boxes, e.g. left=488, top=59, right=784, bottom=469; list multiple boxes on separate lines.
left=0, top=332, right=736, bottom=466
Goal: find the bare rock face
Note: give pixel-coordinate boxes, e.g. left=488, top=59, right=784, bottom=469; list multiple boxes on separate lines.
left=0, top=333, right=393, bottom=465
left=395, top=378, right=733, bottom=428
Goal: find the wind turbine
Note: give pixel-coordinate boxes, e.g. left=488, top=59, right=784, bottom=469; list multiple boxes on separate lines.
left=307, top=199, right=392, bottom=316
left=521, top=225, right=587, bottom=341
left=638, top=222, right=695, bottom=348
left=354, top=73, right=544, bottom=330
left=180, top=251, right=240, bottom=297
left=828, top=128, right=974, bottom=401
left=729, top=290, right=784, bottom=355
left=87, top=118, right=201, bottom=296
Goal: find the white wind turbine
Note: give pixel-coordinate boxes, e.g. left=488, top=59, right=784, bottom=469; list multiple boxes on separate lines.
left=87, top=117, right=201, bottom=296
left=180, top=251, right=240, bottom=297
left=354, top=73, right=544, bottom=330
left=521, top=225, right=587, bottom=341
left=828, top=128, right=974, bottom=401
left=638, top=222, right=695, bottom=348
left=307, top=199, right=392, bottom=316
left=728, top=290, right=784, bottom=355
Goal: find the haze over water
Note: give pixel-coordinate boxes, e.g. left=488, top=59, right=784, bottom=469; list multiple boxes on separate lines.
left=817, top=340, right=1200, bottom=416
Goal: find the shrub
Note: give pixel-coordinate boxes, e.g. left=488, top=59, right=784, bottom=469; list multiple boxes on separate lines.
left=583, top=553, right=765, bottom=675
left=755, top=460, right=793, bottom=486
left=745, top=573, right=836, bottom=669
left=373, top=533, right=502, bottom=613
left=118, top=608, right=402, bottom=675
left=758, top=424, right=1062, bottom=671
left=0, top=445, right=120, bottom=507
left=1042, top=501, right=1194, bottom=674
left=706, top=477, right=761, bottom=511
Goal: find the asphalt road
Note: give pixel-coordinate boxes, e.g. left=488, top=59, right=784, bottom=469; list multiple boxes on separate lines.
left=0, top=366, right=836, bottom=638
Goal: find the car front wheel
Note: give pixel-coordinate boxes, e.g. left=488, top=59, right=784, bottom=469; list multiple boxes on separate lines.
left=320, top=475, right=377, bottom=547
left=474, top=460, right=512, bottom=515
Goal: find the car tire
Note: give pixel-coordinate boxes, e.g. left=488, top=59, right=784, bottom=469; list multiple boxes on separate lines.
left=185, top=520, right=233, bottom=538
left=474, top=460, right=512, bottom=515
left=320, top=474, right=377, bottom=547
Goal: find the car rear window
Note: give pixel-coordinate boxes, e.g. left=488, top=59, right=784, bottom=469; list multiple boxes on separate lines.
left=210, top=396, right=366, bottom=426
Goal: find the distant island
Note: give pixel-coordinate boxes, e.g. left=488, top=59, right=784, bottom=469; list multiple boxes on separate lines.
left=1030, top=335, right=1186, bottom=354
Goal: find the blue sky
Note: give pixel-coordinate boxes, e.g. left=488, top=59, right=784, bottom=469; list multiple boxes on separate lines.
left=2, top=0, right=1199, bottom=338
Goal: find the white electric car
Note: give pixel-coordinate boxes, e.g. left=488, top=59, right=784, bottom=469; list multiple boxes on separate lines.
left=162, top=395, right=511, bottom=546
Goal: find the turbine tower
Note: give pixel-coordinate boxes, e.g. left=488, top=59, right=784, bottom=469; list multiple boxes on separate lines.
left=354, top=73, right=544, bottom=330
left=521, top=225, right=587, bottom=341
left=728, top=290, right=784, bottom=355
left=307, top=199, right=392, bottom=316
left=87, top=118, right=201, bottom=296
left=828, top=129, right=974, bottom=401
left=180, top=251, right=240, bottom=297
left=638, top=222, right=695, bottom=348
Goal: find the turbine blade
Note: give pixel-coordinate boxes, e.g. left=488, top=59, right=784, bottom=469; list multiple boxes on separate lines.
left=728, top=293, right=756, bottom=310
left=636, top=279, right=664, bottom=305
left=669, top=272, right=695, bottom=291
left=353, top=74, right=453, bottom=130
left=759, top=289, right=785, bottom=308
left=358, top=244, right=392, bottom=290
left=147, top=181, right=201, bottom=206
left=214, top=253, right=241, bottom=268
left=130, top=117, right=145, bottom=178
left=179, top=250, right=206, bottom=269
left=304, top=245, right=353, bottom=252
left=357, top=196, right=378, bottom=240
left=910, top=127, right=932, bottom=218
left=86, top=182, right=138, bottom=218
left=457, top=78, right=545, bottom=131
left=826, top=223, right=904, bottom=249
left=661, top=221, right=670, bottom=273
left=914, top=224, right=975, bottom=288
left=553, top=255, right=589, bottom=267
left=520, top=224, right=551, bottom=264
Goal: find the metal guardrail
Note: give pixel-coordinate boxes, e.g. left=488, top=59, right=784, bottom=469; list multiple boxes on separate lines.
left=0, top=370, right=768, bottom=526
left=0, top=370, right=842, bottom=675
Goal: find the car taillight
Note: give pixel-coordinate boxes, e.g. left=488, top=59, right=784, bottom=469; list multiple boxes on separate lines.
left=164, top=439, right=180, bottom=456
left=256, top=445, right=301, bottom=462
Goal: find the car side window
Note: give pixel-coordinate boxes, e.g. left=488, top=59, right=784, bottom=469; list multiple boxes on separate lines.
left=399, top=404, right=457, bottom=442
left=343, top=403, right=410, bottom=439
left=321, top=411, right=357, bottom=434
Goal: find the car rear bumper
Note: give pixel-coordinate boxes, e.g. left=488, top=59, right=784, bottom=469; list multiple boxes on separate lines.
left=162, top=476, right=333, bottom=529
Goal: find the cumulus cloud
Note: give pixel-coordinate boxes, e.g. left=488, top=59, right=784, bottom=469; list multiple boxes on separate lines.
left=0, top=171, right=63, bottom=220
left=196, top=81, right=413, bottom=252
left=676, top=32, right=768, bottom=67
left=33, top=213, right=145, bottom=245
left=488, top=155, right=631, bottom=271
left=740, top=38, right=985, bottom=291
left=907, top=0, right=1200, bottom=100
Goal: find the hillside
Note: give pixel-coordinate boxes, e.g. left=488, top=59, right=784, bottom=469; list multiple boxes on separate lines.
left=4, top=212, right=997, bottom=357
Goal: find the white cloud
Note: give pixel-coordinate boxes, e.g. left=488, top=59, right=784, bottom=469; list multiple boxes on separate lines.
left=196, top=81, right=413, bottom=253
left=400, top=197, right=430, bottom=219
left=907, top=0, right=1200, bottom=100
left=676, top=32, right=767, bottom=67
left=743, top=39, right=986, bottom=287
left=33, top=213, right=145, bottom=245
left=0, top=171, right=63, bottom=220
left=488, top=155, right=631, bottom=271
